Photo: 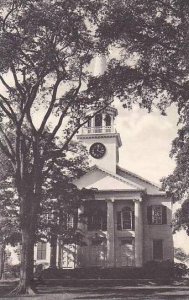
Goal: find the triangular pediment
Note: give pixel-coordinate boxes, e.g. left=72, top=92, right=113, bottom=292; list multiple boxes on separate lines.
left=73, top=166, right=145, bottom=191
left=116, top=165, right=165, bottom=195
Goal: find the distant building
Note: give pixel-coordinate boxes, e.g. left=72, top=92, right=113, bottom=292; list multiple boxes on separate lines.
left=34, top=106, right=174, bottom=269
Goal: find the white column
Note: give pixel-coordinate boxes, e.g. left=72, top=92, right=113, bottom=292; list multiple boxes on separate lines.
left=102, top=113, right=106, bottom=129
left=91, top=116, right=95, bottom=130
left=107, top=199, right=115, bottom=267
left=76, top=204, right=85, bottom=268
left=134, top=199, right=143, bottom=267
left=111, top=115, right=114, bottom=132
left=78, top=204, right=85, bottom=232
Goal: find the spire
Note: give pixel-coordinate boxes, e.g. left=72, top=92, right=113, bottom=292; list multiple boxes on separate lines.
left=93, top=54, right=107, bottom=76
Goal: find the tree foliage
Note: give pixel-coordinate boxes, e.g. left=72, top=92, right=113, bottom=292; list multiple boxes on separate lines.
left=174, top=247, right=189, bottom=262
left=97, top=0, right=189, bottom=115
left=0, top=0, right=189, bottom=293
left=0, top=0, right=111, bottom=294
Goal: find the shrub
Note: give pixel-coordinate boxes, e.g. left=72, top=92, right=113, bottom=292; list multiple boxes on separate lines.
left=143, top=260, right=174, bottom=279
left=173, top=262, right=188, bottom=278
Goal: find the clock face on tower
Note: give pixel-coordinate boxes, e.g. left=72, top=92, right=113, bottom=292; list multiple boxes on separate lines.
left=89, top=142, right=106, bottom=159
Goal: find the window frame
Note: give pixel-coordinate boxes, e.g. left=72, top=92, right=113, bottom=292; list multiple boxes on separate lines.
left=105, top=114, right=111, bottom=127
left=37, top=242, right=47, bottom=260
left=147, top=205, right=167, bottom=225
left=95, top=114, right=102, bottom=127
left=152, top=205, right=163, bottom=225
left=117, top=207, right=134, bottom=231
left=87, top=211, right=107, bottom=231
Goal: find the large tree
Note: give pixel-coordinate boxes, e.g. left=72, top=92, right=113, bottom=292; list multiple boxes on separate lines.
left=0, top=0, right=111, bottom=294
left=0, top=140, right=88, bottom=278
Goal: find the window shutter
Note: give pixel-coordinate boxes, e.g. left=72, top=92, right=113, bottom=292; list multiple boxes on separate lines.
left=147, top=206, right=152, bottom=225
left=117, top=211, right=122, bottom=230
left=162, top=205, right=167, bottom=224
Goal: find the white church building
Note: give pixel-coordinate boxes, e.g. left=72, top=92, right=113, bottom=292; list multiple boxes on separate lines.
left=34, top=105, right=174, bottom=269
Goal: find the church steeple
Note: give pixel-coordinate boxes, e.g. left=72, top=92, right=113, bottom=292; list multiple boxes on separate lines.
left=77, top=106, right=122, bottom=174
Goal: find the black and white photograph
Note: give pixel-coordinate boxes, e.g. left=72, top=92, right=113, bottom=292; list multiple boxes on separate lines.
left=0, top=0, right=188, bottom=299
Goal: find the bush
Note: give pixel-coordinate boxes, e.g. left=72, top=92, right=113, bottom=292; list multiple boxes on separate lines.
left=34, top=262, right=49, bottom=279
left=173, top=262, right=188, bottom=278
left=143, top=260, right=174, bottom=279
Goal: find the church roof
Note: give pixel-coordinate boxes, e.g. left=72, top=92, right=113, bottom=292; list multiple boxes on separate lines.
left=73, top=165, right=166, bottom=196
left=116, top=165, right=165, bottom=195
left=73, top=165, right=145, bottom=192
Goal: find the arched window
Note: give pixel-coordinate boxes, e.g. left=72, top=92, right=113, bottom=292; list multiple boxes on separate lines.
left=105, top=114, right=111, bottom=127
left=117, top=207, right=134, bottom=230
left=95, top=114, right=102, bottom=127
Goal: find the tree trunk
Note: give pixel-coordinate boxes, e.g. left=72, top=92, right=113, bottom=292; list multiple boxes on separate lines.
left=0, top=244, right=5, bottom=280
left=9, top=131, right=43, bottom=295
left=9, top=227, right=36, bottom=295
left=9, top=187, right=40, bottom=295
left=50, top=234, right=57, bottom=268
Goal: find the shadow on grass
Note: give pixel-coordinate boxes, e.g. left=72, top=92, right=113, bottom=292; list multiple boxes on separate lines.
left=1, top=283, right=189, bottom=300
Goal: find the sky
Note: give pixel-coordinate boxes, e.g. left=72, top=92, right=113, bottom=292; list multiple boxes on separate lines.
left=115, top=102, right=189, bottom=254
left=116, top=103, right=178, bottom=185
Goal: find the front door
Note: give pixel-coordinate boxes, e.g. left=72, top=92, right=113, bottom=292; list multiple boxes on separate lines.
left=117, top=238, right=134, bottom=267
left=89, top=239, right=107, bottom=267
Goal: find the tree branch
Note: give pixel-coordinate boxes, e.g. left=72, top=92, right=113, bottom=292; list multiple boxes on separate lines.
left=26, top=111, right=37, bottom=135
left=0, top=126, right=15, bottom=161
left=44, top=64, right=84, bottom=146
left=10, top=64, right=25, bottom=99
left=62, top=102, right=112, bottom=151
left=38, top=77, right=62, bottom=134
left=0, top=94, right=17, bottom=124
left=0, top=75, right=13, bottom=92
left=0, top=132, right=15, bottom=163
left=0, top=95, right=17, bottom=123
left=18, top=81, right=40, bottom=126
left=2, top=0, right=16, bottom=32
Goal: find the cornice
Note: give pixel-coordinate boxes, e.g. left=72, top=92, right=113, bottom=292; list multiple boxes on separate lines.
left=77, top=132, right=122, bottom=147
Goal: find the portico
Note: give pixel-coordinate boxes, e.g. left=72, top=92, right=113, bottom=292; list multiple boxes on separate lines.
left=72, top=173, right=145, bottom=268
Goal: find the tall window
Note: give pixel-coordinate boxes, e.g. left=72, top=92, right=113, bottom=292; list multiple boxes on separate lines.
left=147, top=205, right=167, bottom=225
left=105, top=114, right=111, bottom=126
left=66, top=213, right=77, bottom=230
left=95, top=114, right=102, bottom=127
left=117, top=207, right=134, bottom=230
left=67, top=214, right=74, bottom=229
left=87, top=118, right=91, bottom=127
left=37, top=242, right=46, bottom=260
left=153, top=239, right=163, bottom=260
left=88, top=211, right=107, bottom=231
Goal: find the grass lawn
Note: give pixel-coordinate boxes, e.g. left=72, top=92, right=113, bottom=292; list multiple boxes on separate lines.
left=1, top=281, right=189, bottom=299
